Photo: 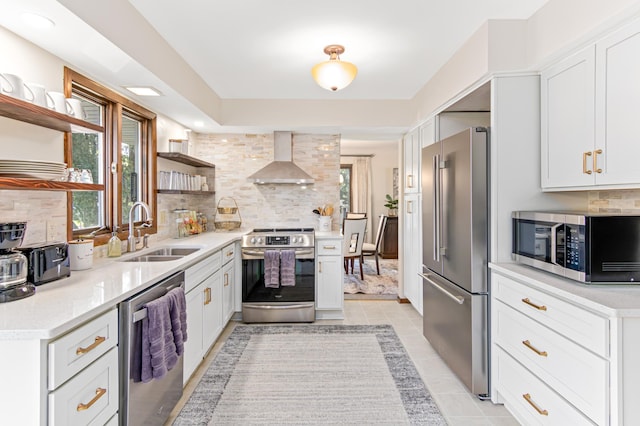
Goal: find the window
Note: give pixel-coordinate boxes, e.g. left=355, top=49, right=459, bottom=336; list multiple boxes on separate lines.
left=64, top=67, right=157, bottom=245
left=339, top=164, right=352, bottom=214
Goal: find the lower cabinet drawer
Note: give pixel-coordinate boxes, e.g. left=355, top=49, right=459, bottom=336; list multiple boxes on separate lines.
left=495, top=347, right=595, bottom=426
left=317, top=240, right=342, bottom=255
left=49, top=347, right=118, bottom=426
left=48, top=308, right=118, bottom=390
left=495, top=301, right=608, bottom=425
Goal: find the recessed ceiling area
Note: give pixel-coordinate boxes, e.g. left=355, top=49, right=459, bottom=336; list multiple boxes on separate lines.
left=0, top=0, right=550, bottom=138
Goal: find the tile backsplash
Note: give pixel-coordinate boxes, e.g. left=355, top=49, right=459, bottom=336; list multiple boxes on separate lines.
left=588, top=189, right=640, bottom=214
left=0, top=190, right=66, bottom=245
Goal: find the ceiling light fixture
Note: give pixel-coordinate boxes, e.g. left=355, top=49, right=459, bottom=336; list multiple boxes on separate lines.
left=311, top=45, right=358, bottom=92
left=124, top=86, right=162, bottom=96
left=21, top=12, right=55, bottom=30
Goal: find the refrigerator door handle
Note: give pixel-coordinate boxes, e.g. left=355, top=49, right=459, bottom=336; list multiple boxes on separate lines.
left=419, top=272, right=465, bottom=305
left=433, top=154, right=440, bottom=262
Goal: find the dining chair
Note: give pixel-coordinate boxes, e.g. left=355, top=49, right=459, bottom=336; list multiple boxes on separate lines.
left=346, top=212, right=367, bottom=219
left=362, top=214, right=387, bottom=275
left=342, top=218, right=367, bottom=280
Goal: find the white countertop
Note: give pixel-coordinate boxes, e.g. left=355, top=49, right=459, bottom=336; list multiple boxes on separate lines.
left=0, top=230, right=246, bottom=340
left=315, top=231, right=343, bottom=239
left=490, top=262, right=640, bottom=317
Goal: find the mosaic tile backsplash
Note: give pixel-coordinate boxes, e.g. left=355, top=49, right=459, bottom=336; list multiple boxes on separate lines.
left=588, top=189, right=640, bottom=214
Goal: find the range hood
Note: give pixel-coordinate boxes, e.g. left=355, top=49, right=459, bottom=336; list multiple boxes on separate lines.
left=248, top=131, right=315, bottom=184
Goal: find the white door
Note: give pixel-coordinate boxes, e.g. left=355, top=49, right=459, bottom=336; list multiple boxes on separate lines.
left=541, top=46, right=596, bottom=188
left=202, top=270, right=223, bottom=352
left=596, top=18, right=640, bottom=185
left=316, top=255, right=343, bottom=310
left=183, top=284, right=204, bottom=385
left=403, top=193, right=422, bottom=314
left=222, top=261, right=234, bottom=323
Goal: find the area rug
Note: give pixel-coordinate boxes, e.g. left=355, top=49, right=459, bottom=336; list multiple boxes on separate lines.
left=173, top=324, right=446, bottom=425
left=344, top=258, right=398, bottom=297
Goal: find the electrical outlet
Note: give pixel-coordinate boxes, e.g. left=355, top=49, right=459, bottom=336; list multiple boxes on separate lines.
left=46, top=222, right=56, bottom=241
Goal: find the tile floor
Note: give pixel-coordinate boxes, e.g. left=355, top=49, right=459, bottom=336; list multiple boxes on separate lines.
left=168, top=300, right=519, bottom=425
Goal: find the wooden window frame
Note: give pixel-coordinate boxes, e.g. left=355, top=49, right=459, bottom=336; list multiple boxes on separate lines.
left=64, top=67, right=157, bottom=246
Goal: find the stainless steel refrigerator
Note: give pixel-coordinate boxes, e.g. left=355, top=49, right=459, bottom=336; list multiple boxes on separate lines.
left=420, top=127, right=489, bottom=397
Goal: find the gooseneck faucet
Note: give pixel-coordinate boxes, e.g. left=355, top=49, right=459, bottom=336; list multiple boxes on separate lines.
left=127, top=201, right=151, bottom=252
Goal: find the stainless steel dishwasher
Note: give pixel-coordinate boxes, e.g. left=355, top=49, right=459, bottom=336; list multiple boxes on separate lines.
left=119, top=271, right=185, bottom=425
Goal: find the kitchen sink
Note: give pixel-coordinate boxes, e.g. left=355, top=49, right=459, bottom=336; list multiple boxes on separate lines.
left=144, top=247, right=201, bottom=256
left=123, top=255, right=184, bottom=262
left=121, top=246, right=201, bottom=262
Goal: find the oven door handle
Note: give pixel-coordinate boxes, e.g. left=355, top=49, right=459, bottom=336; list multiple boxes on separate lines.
left=243, top=303, right=315, bottom=310
left=242, top=249, right=315, bottom=258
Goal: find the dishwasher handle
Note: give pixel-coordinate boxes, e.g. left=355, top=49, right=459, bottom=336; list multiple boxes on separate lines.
left=131, top=277, right=185, bottom=323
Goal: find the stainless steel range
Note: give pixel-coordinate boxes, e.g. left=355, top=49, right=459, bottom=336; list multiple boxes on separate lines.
left=241, top=228, right=315, bottom=323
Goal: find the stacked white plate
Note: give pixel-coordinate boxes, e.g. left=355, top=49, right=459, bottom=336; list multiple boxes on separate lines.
left=0, top=159, right=67, bottom=180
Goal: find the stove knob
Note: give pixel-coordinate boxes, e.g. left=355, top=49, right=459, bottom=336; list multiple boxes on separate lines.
left=291, top=237, right=298, bottom=244
left=250, top=237, right=256, bottom=244
left=257, top=237, right=263, bottom=244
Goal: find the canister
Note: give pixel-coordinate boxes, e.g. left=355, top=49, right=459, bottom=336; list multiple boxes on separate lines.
left=68, top=239, right=94, bottom=270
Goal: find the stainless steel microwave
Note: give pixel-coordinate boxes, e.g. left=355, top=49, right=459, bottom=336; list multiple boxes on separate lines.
left=512, top=211, right=640, bottom=283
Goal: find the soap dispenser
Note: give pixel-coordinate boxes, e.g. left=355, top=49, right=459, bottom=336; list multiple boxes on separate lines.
left=108, top=226, right=122, bottom=257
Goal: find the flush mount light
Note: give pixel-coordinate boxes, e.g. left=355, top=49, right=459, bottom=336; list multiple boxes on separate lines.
left=21, top=12, right=55, bottom=30
left=311, top=45, right=358, bottom=92
left=124, top=86, right=162, bottom=96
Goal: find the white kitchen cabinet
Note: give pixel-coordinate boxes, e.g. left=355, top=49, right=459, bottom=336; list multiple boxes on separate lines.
left=315, top=236, right=344, bottom=319
left=183, top=251, right=224, bottom=384
left=221, top=242, right=236, bottom=324
left=491, top=265, right=640, bottom=425
left=542, top=16, right=640, bottom=190
left=402, top=127, right=420, bottom=193
left=401, top=193, right=422, bottom=314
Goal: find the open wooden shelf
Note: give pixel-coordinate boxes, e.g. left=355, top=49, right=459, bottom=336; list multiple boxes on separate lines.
left=0, top=178, right=104, bottom=191
left=157, top=152, right=215, bottom=168
left=157, top=189, right=215, bottom=195
left=0, top=93, right=104, bottom=134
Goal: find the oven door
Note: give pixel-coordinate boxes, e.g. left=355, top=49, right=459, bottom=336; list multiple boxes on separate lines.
left=241, top=247, right=315, bottom=322
left=242, top=247, right=315, bottom=303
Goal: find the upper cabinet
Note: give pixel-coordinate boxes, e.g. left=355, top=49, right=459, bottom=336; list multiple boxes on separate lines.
left=402, top=127, right=420, bottom=193
left=542, top=18, right=640, bottom=190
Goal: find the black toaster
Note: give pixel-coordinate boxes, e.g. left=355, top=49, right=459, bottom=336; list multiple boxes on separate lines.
left=16, top=242, right=71, bottom=286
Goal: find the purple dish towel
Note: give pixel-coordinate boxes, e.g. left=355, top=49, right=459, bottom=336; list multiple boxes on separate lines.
left=168, top=287, right=188, bottom=356
left=264, top=249, right=280, bottom=288
left=280, top=249, right=296, bottom=287
left=141, top=292, right=179, bottom=383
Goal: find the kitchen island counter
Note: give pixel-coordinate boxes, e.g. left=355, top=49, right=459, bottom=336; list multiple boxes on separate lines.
left=0, top=230, right=247, bottom=340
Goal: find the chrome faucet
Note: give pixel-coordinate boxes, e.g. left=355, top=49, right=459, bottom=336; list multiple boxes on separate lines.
left=127, top=201, right=152, bottom=252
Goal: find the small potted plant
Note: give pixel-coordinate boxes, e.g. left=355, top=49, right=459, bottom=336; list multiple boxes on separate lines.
left=384, top=194, right=398, bottom=216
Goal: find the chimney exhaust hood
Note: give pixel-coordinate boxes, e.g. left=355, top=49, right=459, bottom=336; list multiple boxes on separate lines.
left=248, top=131, right=315, bottom=184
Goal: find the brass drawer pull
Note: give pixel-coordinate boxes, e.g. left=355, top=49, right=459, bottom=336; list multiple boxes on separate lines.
left=224, top=273, right=229, bottom=286
left=523, top=393, right=548, bottom=416
left=323, top=245, right=336, bottom=250
left=593, top=149, right=603, bottom=173
left=204, top=287, right=212, bottom=305
left=522, top=298, right=547, bottom=311
left=226, top=251, right=234, bottom=257
left=77, top=387, right=107, bottom=412
left=522, top=340, right=548, bottom=357
left=319, top=261, right=322, bottom=273
left=583, top=151, right=592, bottom=174
left=407, top=175, right=414, bottom=188
left=76, top=336, right=106, bottom=355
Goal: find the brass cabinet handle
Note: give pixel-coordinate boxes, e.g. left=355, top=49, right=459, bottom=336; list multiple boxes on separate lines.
left=522, top=298, right=547, bottom=311
left=77, top=387, right=107, bottom=412
left=523, top=393, right=549, bottom=416
left=204, top=287, right=211, bottom=305
left=76, top=336, right=106, bottom=355
left=407, top=200, right=413, bottom=214
left=319, top=261, right=322, bottom=273
left=522, top=340, right=548, bottom=357
left=582, top=151, right=592, bottom=174
left=323, top=245, right=336, bottom=250
left=224, top=273, right=229, bottom=286
left=226, top=251, right=234, bottom=257
left=593, top=149, right=603, bottom=173
left=407, top=175, right=414, bottom=188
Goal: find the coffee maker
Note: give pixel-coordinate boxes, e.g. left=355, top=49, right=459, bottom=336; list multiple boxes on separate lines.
left=0, top=222, right=35, bottom=302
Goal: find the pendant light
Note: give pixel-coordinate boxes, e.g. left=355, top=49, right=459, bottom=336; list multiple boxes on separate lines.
left=311, top=45, right=358, bottom=92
